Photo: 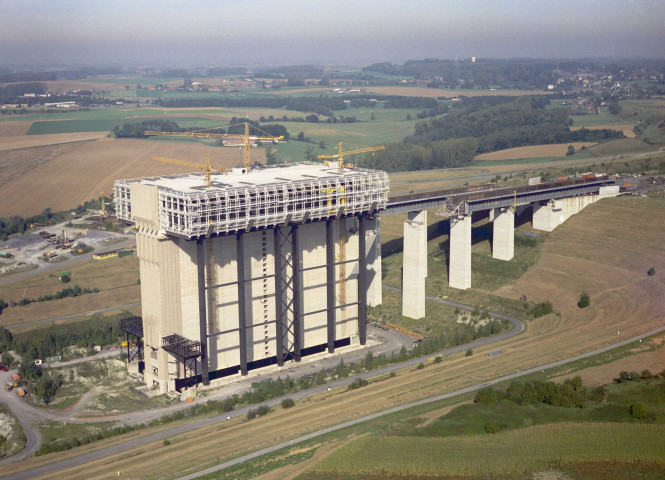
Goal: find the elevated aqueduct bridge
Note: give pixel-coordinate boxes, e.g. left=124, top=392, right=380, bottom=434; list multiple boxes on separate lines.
left=114, top=164, right=618, bottom=393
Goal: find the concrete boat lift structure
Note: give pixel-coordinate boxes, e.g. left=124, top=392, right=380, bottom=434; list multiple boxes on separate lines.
left=115, top=164, right=388, bottom=393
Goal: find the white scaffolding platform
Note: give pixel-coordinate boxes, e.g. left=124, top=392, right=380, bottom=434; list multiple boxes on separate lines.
left=114, top=163, right=389, bottom=238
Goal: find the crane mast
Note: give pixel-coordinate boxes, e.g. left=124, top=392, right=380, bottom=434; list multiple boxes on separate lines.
left=144, top=122, right=284, bottom=172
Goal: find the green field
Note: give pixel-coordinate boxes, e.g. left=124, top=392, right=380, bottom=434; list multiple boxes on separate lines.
left=308, top=424, right=665, bottom=478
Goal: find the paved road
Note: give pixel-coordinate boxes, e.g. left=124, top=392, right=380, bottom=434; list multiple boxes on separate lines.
left=3, top=321, right=659, bottom=480
left=0, top=294, right=526, bottom=479
left=175, top=323, right=665, bottom=480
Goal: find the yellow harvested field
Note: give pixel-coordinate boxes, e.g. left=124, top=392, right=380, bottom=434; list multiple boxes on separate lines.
left=553, top=334, right=665, bottom=386
left=0, top=255, right=140, bottom=328
left=0, top=138, right=265, bottom=217
left=474, top=143, right=597, bottom=161
left=0, top=132, right=107, bottom=152
left=0, top=121, right=31, bottom=137
left=6, top=196, right=665, bottom=480
left=571, top=124, right=636, bottom=138
left=495, top=196, right=665, bottom=365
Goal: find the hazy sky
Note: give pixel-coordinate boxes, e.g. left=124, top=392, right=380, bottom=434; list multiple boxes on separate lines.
left=2, top=0, right=664, bottom=67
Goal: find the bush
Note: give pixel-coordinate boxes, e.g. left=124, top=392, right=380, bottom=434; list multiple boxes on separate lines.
left=630, top=402, right=652, bottom=420
left=475, top=387, right=500, bottom=406
left=484, top=421, right=501, bottom=433
left=60, top=274, right=71, bottom=283
left=578, top=292, right=590, bottom=308
left=529, top=301, right=553, bottom=318
left=163, top=439, right=171, bottom=446
left=256, top=405, right=270, bottom=416
left=246, top=409, right=257, bottom=420
left=465, top=348, right=473, bottom=357
left=647, top=267, right=656, bottom=276
left=281, top=398, right=295, bottom=409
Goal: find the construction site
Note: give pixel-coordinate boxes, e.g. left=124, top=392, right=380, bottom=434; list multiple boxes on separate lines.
left=114, top=161, right=389, bottom=393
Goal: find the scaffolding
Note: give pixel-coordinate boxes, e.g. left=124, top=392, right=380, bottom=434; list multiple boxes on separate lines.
left=114, top=164, right=388, bottom=239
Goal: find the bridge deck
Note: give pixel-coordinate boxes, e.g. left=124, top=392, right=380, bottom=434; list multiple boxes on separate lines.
left=384, top=177, right=615, bottom=216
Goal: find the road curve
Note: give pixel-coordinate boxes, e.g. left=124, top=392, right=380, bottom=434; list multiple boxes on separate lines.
left=0, top=293, right=525, bottom=479
left=175, top=323, right=665, bottom=480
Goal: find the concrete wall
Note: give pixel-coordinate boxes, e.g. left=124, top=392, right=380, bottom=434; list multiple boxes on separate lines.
left=137, top=214, right=361, bottom=392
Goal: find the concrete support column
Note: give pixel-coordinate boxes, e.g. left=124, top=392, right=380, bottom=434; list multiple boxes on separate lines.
left=491, top=207, right=514, bottom=261
left=402, top=210, right=427, bottom=319
left=195, top=239, right=209, bottom=384
left=365, top=216, right=382, bottom=307
left=236, top=233, right=248, bottom=376
left=449, top=214, right=472, bottom=290
left=358, top=215, right=367, bottom=345
left=325, top=219, right=336, bottom=353
left=532, top=200, right=564, bottom=232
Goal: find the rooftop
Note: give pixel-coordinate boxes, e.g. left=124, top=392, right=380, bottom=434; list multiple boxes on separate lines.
left=123, top=163, right=373, bottom=194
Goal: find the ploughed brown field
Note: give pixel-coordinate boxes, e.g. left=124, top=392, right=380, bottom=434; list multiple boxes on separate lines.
left=0, top=138, right=265, bottom=217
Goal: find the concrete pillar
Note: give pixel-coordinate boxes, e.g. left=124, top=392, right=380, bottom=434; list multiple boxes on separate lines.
left=449, top=214, right=472, bottom=290
left=532, top=200, right=564, bottom=232
left=402, top=210, right=427, bottom=319
left=492, top=207, right=514, bottom=261
left=365, top=216, right=382, bottom=307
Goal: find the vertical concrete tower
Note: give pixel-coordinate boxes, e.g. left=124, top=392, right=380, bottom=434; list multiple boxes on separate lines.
left=115, top=164, right=388, bottom=393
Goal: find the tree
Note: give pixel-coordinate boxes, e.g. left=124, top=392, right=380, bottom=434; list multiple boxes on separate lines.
left=608, top=101, right=622, bottom=115
left=578, top=292, right=590, bottom=308
left=0, top=326, right=12, bottom=351
left=566, top=145, right=575, bottom=155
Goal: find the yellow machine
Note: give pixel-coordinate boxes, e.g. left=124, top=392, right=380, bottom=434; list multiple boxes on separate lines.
left=317, top=142, right=384, bottom=173
left=144, top=122, right=284, bottom=172
left=152, top=154, right=227, bottom=188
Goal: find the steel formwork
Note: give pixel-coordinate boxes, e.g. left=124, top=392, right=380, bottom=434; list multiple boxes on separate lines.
left=114, top=166, right=388, bottom=238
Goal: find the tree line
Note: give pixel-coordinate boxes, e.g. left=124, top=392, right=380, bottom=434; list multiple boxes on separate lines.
left=358, top=96, right=623, bottom=172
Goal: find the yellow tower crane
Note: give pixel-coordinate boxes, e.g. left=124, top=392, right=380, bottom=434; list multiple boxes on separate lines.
left=316, top=142, right=385, bottom=306
left=144, top=122, right=284, bottom=173
left=151, top=154, right=227, bottom=188
left=317, top=142, right=385, bottom=173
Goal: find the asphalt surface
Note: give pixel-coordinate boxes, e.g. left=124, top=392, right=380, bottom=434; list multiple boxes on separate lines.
left=3, top=321, right=660, bottom=480
left=175, top=323, right=665, bottom=480
left=0, top=292, right=526, bottom=479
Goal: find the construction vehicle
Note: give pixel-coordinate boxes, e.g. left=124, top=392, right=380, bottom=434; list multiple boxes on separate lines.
left=317, top=142, right=385, bottom=173
left=144, top=122, right=284, bottom=173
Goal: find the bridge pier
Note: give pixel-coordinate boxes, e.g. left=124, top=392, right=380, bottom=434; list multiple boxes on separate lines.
left=532, top=199, right=564, bottom=232
left=449, top=214, right=472, bottom=290
left=491, top=207, right=514, bottom=261
left=365, top=217, right=382, bottom=307
left=402, top=210, right=427, bottom=319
